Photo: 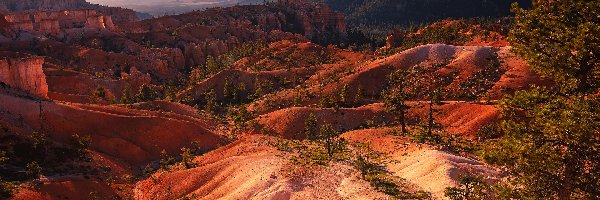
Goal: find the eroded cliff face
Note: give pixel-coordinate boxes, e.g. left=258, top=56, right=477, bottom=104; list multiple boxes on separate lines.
left=0, top=0, right=138, bottom=24
left=0, top=53, right=48, bottom=97
left=4, top=9, right=120, bottom=33
left=124, top=1, right=345, bottom=69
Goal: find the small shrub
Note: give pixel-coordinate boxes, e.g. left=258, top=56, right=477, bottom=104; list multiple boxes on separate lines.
left=444, top=174, right=491, bottom=200
left=31, top=131, right=47, bottom=150
left=26, top=161, right=43, bottom=179
left=71, top=134, right=91, bottom=154
left=93, top=86, right=106, bottom=100
left=0, top=179, right=17, bottom=198
left=159, top=150, right=175, bottom=169
left=180, top=148, right=196, bottom=169
left=0, top=151, right=6, bottom=163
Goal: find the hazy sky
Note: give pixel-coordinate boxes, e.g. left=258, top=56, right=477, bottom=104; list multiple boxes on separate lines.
left=87, top=0, right=231, bottom=7
left=86, top=0, right=239, bottom=15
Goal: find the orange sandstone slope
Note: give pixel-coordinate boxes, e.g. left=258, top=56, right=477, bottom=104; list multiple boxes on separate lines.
left=247, top=44, right=546, bottom=116
left=134, top=135, right=389, bottom=200
left=0, top=89, right=224, bottom=166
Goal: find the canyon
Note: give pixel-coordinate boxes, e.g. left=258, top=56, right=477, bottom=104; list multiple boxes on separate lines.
left=0, top=0, right=589, bottom=199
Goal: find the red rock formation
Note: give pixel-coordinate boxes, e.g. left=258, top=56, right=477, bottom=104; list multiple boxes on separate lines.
left=0, top=0, right=138, bottom=25
left=0, top=90, right=224, bottom=166
left=123, top=1, right=344, bottom=69
left=0, top=53, right=48, bottom=97
left=4, top=9, right=108, bottom=33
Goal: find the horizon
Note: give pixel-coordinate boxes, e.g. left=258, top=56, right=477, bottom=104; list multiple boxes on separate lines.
left=86, top=0, right=256, bottom=16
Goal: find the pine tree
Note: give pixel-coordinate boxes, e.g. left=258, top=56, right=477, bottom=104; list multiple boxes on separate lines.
left=339, top=84, right=351, bottom=107
left=304, top=113, right=318, bottom=140
left=136, top=84, right=158, bottom=102
left=484, top=89, right=600, bottom=199
left=482, top=1, right=600, bottom=199
left=180, top=147, right=195, bottom=169
left=26, top=161, right=42, bottom=179
left=204, top=89, right=218, bottom=114
left=383, top=70, right=411, bottom=135
left=93, top=86, right=106, bottom=100
left=121, top=84, right=134, bottom=104
left=318, top=124, right=343, bottom=159
left=509, top=0, right=599, bottom=94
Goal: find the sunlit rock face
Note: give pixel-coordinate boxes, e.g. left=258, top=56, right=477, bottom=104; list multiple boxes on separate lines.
left=0, top=53, right=48, bottom=97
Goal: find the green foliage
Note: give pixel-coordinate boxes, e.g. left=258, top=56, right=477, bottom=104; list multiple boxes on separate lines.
left=222, top=78, right=248, bottom=105
left=120, top=84, right=135, bottom=104
left=318, top=124, right=344, bottom=159
left=319, top=95, right=336, bottom=108
left=383, top=69, right=411, bottom=134
left=253, top=79, right=274, bottom=99
left=509, top=0, right=600, bottom=94
left=71, top=134, right=91, bottom=151
left=228, top=105, right=253, bottom=136
left=159, top=150, right=176, bottom=169
left=353, top=146, right=431, bottom=199
left=188, top=67, right=206, bottom=86
left=31, top=131, right=47, bottom=150
left=0, top=179, right=17, bottom=199
left=93, top=86, right=106, bottom=99
left=444, top=174, right=491, bottom=200
left=180, top=147, right=195, bottom=169
left=136, top=84, right=160, bottom=102
left=272, top=139, right=340, bottom=166
left=475, top=123, right=501, bottom=142
left=203, top=89, right=218, bottom=114
left=202, top=41, right=267, bottom=75
left=482, top=88, right=600, bottom=199
left=304, top=113, right=318, bottom=140
left=71, top=134, right=91, bottom=160
left=25, top=161, right=42, bottom=179
left=0, top=150, right=6, bottom=163
left=337, top=84, right=354, bottom=107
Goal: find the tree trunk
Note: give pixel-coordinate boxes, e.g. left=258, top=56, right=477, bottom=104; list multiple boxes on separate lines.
left=400, top=109, right=407, bottom=135
left=428, top=100, right=434, bottom=135
left=575, top=53, right=592, bottom=94
left=558, top=158, right=575, bottom=200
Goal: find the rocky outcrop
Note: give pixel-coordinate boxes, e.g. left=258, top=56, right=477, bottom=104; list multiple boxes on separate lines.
left=4, top=9, right=120, bottom=33
left=0, top=0, right=138, bottom=25
left=124, top=1, right=344, bottom=69
left=0, top=53, right=48, bottom=97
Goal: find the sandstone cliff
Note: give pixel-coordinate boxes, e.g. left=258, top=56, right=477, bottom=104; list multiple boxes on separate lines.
left=124, top=1, right=345, bottom=69
left=4, top=9, right=122, bottom=33
left=0, top=53, right=48, bottom=97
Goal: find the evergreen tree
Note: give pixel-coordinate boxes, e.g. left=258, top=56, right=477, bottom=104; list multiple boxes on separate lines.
left=0, top=151, right=6, bottom=163
left=121, top=84, right=134, bottom=104
left=483, top=89, right=600, bottom=199
left=318, top=124, right=343, bottom=159
left=383, top=70, right=411, bottom=134
left=509, top=0, right=600, bottom=94
left=339, top=84, right=351, bottom=107
left=205, top=55, right=221, bottom=75
left=180, top=147, right=195, bottom=169
left=93, top=86, right=106, bottom=100
left=482, top=1, right=600, bottom=199
left=26, top=161, right=42, bottom=179
left=159, top=150, right=175, bottom=169
left=444, top=175, right=490, bottom=200
left=136, top=84, right=158, bottom=102
left=204, top=89, right=218, bottom=114
left=304, top=113, right=318, bottom=140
